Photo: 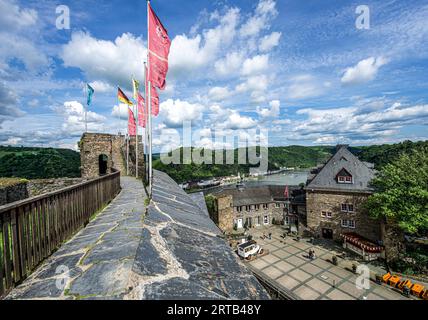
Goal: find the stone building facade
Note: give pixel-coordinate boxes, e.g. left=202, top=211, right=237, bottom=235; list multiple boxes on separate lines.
left=79, top=133, right=144, bottom=179
left=212, top=186, right=289, bottom=233
left=305, top=145, right=381, bottom=242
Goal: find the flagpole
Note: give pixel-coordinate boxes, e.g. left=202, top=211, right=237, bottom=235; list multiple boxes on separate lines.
left=144, top=62, right=148, bottom=185
left=126, top=106, right=129, bottom=176
left=135, top=87, right=139, bottom=179
left=147, top=0, right=153, bottom=195
left=84, top=83, right=88, bottom=133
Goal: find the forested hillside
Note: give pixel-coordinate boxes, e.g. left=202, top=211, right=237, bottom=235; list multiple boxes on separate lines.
left=0, top=146, right=80, bottom=179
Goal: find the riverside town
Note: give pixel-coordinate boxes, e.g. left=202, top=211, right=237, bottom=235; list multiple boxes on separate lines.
left=0, top=0, right=427, bottom=317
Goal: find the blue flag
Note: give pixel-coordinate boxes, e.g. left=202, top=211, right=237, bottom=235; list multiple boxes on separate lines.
left=86, top=84, right=94, bottom=106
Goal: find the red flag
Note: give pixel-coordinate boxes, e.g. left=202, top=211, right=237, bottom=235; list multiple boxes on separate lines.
left=148, top=3, right=171, bottom=90
left=145, top=65, right=160, bottom=117
left=128, top=107, right=136, bottom=136
left=137, top=93, right=145, bottom=128
left=284, top=185, right=289, bottom=198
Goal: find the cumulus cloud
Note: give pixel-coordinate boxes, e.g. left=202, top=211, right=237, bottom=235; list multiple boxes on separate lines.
left=236, top=75, right=269, bottom=93
left=290, top=102, right=428, bottom=143
left=241, top=54, right=269, bottom=76
left=0, top=0, right=38, bottom=31
left=160, top=99, right=205, bottom=128
left=341, top=57, right=388, bottom=85
left=240, top=0, right=278, bottom=37
left=208, top=86, right=233, bottom=101
left=89, top=80, right=114, bottom=93
left=259, top=31, right=281, bottom=52
left=58, top=101, right=106, bottom=134
left=209, top=105, right=257, bottom=130
left=214, top=51, right=245, bottom=76
left=257, top=99, right=280, bottom=119
left=0, top=82, right=24, bottom=127
left=61, top=32, right=146, bottom=89
left=169, top=7, right=240, bottom=77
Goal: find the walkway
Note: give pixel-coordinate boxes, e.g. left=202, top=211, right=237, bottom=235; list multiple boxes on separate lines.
left=247, top=226, right=410, bottom=300
left=6, top=176, right=146, bottom=300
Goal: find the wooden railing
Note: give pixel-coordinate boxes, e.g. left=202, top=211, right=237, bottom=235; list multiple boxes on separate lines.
left=0, top=171, right=121, bottom=298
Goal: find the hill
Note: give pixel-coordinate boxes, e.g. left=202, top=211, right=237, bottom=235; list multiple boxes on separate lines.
left=0, top=146, right=81, bottom=179
left=153, top=140, right=428, bottom=183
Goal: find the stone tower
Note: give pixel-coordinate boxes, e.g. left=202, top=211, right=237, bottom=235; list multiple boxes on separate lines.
left=79, top=133, right=144, bottom=179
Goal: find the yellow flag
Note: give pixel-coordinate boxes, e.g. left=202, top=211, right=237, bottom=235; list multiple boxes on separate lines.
left=132, top=78, right=139, bottom=100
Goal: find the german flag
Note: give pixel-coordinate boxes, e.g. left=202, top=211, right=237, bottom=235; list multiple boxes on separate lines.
left=117, top=87, right=133, bottom=106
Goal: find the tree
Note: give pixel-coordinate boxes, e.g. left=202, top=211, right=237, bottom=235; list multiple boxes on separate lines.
left=365, top=147, right=428, bottom=234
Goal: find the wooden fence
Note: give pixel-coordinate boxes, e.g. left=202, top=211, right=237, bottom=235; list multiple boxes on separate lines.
left=0, top=171, right=121, bottom=298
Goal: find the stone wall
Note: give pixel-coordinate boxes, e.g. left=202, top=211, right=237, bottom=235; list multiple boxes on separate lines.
left=306, top=190, right=381, bottom=242
left=27, top=178, right=88, bottom=197
left=79, top=133, right=144, bottom=179
left=216, top=195, right=233, bottom=232
left=0, top=178, right=29, bottom=205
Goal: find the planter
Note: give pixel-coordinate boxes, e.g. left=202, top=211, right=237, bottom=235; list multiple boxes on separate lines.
left=332, top=255, right=338, bottom=266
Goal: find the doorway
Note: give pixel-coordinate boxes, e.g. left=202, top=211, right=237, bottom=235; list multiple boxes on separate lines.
left=98, top=154, right=108, bottom=175
left=322, top=228, right=333, bottom=239
left=236, top=218, right=243, bottom=229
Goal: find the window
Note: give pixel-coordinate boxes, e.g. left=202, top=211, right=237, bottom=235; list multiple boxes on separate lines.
left=345, top=176, right=352, bottom=183
left=263, top=215, right=269, bottom=224
left=237, top=206, right=242, bottom=212
left=341, top=220, right=356, bottom=228
left=256, top=216, right=261, bottom=225
left=336, top=168, right=353, bottom=184
left=263, top=203, right=268, bottom=210
left=321, top=211, right=332, bottom=218
left=341, top=204, right=355, bottom=213
left=275, top=203, right=280, bottom=208
left=338, top=176, right=345, bottom=183
left=245, top=205, right=250, bottom=212
left=255, top=204, right=260, bottom=211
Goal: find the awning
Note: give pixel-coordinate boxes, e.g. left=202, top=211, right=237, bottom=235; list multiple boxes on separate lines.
left=341, top=232, right=384, bottom=253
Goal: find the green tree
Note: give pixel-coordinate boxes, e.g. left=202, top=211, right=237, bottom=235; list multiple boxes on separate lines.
left=365, top=147, right=428, bottom=234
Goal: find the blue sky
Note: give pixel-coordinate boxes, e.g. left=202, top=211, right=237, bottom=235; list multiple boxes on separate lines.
left=0, top=0, right=427, bottom=152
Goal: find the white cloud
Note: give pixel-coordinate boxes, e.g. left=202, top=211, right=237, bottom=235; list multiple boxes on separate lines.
left=0, top=0, right=38, bottom=31
left=236, top=75, right=269, bottom=93
left=287, top=74, right=328, bottom=99
left=241, top=54, right=269, bottom=76
left=59, top=101, right=106, bottom=134
left=89, top=80, right=114, bottom=93
left=112, top=103, right=130, bottom=119
left=61, top=32, right=146, bottom=89
left=160, top=99, right=205, bottom=128
left=259, top=31, right=281, bottom=52
left=214, top=51, right=244, bottom=76
left=240, top=0, right=278, bottom=37
left=341, top=57, right=388, bottom=85
left=169, top=7, right=240, bottom=76
left=257, top=100, right=280, bottom=118
left=208, top=86, right=233, bottom=101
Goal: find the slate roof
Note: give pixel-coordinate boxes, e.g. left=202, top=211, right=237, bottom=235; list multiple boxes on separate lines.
left=128, top=170, right=270, bottom=300
left=211, top=185, right=300, bottom=206
left=306, top=145, right=375, bottom=193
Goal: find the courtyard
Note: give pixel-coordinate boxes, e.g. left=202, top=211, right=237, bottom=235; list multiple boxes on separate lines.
left=246, top=226, right=411, bottom=300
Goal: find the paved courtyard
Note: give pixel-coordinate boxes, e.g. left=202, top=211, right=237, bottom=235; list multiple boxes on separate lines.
left=246, top=226, right=409, bottom=300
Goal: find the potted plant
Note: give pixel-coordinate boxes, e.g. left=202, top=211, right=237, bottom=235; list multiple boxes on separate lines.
left=352, top=263, right=357, bottom=273
left=332, top=255, right=338, bottom=265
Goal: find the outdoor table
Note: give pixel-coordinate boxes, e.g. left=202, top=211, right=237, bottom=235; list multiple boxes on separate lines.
left=389, top=275, right=401, bottom=287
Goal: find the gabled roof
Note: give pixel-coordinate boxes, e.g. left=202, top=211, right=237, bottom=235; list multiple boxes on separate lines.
left=306, top=145, right=375, bottom=193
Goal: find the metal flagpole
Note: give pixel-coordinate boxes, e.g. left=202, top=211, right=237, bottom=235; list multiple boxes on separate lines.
left=135, top=91, right=139, bottom=179
left=84, top=83, right=88, bottom=133
left=143, top=62, right=148, bottom=185
left=126, top=104, right=129, bottom=176
left=147, top=0, right=153, bottom=195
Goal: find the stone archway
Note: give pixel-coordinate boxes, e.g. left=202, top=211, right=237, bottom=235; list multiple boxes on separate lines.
left=98, top=154, right=108, bottom=175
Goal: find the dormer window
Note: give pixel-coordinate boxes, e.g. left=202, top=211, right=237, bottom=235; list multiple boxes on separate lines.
left=336, top=168, right=353, bottom=184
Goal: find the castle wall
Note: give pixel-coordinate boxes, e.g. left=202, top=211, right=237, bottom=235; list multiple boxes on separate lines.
left=79, top=133, right=144, bottom=179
